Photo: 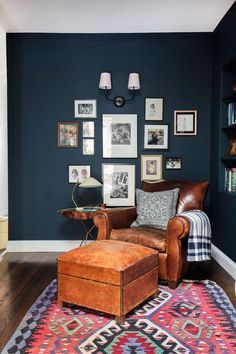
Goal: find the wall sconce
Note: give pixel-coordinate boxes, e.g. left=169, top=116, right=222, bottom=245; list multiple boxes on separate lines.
left=99, top=72, right=140, bottom=107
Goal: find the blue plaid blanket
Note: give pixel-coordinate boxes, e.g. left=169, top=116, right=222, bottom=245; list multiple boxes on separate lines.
left=178, top=210, right=211, bottom=262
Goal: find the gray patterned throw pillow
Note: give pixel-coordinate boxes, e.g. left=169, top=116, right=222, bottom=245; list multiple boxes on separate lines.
left=131, top=188, right=179, bottom=230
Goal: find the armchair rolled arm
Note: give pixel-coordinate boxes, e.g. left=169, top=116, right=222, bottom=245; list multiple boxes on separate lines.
left=94, top=207, right=137, bottom=240
left=166, top=215, right=191, bottom=285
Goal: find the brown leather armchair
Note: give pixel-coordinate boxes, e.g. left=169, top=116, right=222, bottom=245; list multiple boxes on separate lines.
left=93, top=179, right=209, bottom=289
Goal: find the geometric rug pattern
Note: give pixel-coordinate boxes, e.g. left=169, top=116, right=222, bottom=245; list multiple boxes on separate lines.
left=3, top=279, right=236, bottom=353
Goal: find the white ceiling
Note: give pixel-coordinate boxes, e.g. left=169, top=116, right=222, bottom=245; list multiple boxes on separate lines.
left=0, top=0, right=235, bottom=33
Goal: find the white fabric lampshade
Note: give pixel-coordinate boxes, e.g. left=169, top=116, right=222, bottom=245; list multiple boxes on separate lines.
left=99, top=72, right=112, bottom=90
left=128, top=73, right=140, bottom=90
left=79, top=177, right=102, bottom=188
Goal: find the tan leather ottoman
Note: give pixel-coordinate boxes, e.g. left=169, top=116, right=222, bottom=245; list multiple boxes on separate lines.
left=57, top=239, right=158, bottom=323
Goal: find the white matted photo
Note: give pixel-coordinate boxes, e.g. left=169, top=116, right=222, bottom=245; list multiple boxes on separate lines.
left=103, top=114, right=137, bottom=158
left=74, top=99, right=97, bottom=118
left=174, top=110, right=197, bottom=135
left=144, top=124, right=168, bottom=149
left=145, top=98, right=163, bottom=121
left=141, top=155, right=162, bottom=181
left=102, top=164, right=135, bottom=206
left=68, top=165, right=91, bottom=183
left=83, top=139, right=94, bottom=155
left=83, top=121, right=94, bottom=138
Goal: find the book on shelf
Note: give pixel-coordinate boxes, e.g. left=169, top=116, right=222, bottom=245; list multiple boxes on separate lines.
left=227, top=102, right=236, bottom=126
left=224, top=167, right=236, bottom=192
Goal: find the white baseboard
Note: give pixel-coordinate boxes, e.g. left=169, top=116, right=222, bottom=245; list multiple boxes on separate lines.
left=211, top=243, right=236, bottom=280
left=6, top=241, right=236, bottom=280
left=6, top=240, right=92, bottom=252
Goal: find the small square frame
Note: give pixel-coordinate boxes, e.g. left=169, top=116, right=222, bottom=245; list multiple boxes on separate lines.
left=165, top=157, right=182, bottom=170
left=141, top=155, right=163, bottom=181
left=68, top=165, right=91, bottom=183
left=58, top=122, right=78, bottom=147
left=174, top=110, right=197, bottom=135
left=144, top=124, right=168, bottom=149
left=145, top=98, right=163, bottom=121
left=74, top=99, right=97, bottom=118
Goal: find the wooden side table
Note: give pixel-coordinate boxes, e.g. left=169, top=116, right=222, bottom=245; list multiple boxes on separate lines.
left=57, top=208, right=99, bottom=246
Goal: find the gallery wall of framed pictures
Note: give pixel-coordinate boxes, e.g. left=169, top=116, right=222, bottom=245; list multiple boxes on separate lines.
left=57, top=94, right=198, bottom=206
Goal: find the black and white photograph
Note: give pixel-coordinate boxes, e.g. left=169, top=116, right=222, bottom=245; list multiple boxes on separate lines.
left=103, top=114, right=137, bottom=158
left=102, top=164, right=135, bottom=206
left=165, top=157, right=182, bottom=169
left=110, top=172, right=128, bottom=198
left=83, top=121, right=94, bottom=138
left=74, top=99, right=97, bottom=118
left=111, top=123, right=131, bottom=145
left=141, top=155, right=162, bottom=180
left=144, top=124, right=168, bottom=149
left=145, top=98, right=163, bottom=120
left=68, top=165, right=91, bottom=183
left=174, top=110, right=197, bottom=135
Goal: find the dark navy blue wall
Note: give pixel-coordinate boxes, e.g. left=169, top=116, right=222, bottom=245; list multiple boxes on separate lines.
left=210, top=3, right=236, bottom=261
left=7, top=33, right=212, bottom=241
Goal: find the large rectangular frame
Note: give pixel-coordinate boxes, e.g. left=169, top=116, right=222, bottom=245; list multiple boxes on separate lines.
left=141, top=155, right=163, bottom=181
left=103, top=114, right=137, bottom=158
left=102, top=164, right=135, bottom=206
left=174, top=110, right=197, bottom=135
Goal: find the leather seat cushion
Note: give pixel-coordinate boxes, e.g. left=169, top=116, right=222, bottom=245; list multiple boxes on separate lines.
left=110, top=227, right=167, bottom=252
left=57, top=239, right=158, bottom=286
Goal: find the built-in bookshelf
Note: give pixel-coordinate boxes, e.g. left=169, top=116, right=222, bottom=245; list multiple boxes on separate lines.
left=220, top=61, right=236, bottom=194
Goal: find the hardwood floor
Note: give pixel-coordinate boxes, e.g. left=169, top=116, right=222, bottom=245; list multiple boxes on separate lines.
left=0, top=252, right=235, bottom=352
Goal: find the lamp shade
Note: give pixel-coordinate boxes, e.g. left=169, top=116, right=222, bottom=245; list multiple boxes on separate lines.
left=99, top=72, right=112, bottom=90
left=128, top=73, right=140, bottom=90
left=79, top=177, right=102, bottom=188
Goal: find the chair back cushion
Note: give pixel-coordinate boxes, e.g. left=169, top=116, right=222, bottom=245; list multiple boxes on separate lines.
left=142, top=180, right=209, bottom=214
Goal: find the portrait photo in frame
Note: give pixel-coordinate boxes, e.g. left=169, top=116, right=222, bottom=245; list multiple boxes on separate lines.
left=58, top=122, right=78, bottom=147
left=102, top=164, right=135, bottom=206
left=103, top=114, right=137, bottom=158
left=144, top=124, right=168, bottom=149
left=141, top=155, right=163, bottom=181
left=83, top=121, right=94, bottom=138
left=174, top=110, right=197, bottom=135
left=68, top=165, right=91, bottom=183
left=145, top=98, right=163, bottom=121
left=74, top=99, right=97, bottom=118
left=165, top=157, right=182, bottom=170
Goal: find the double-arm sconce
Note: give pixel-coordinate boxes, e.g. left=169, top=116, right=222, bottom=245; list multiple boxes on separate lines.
left=99, top=72, right=140, bottom=107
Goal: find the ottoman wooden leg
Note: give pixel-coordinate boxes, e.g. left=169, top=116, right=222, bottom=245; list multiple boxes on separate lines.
left=116, top=315, right=126, bottom=324
left=57, top=298, right=63, bottom=307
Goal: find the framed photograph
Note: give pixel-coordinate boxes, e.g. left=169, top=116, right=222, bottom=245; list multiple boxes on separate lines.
left=74, top=99, right=97, bottom=118
left=165, top=157, right=182, bottom=170
left=103, top=114, right=137, bottom=158
left=58, top=122, right=78, bottom=147
left=68, top=165, right=91, bottom=183
left=145, top=98, right=163, bottom=120
left=144, top=124, right=168, bottom=149
left=141, top=155, right=163, bottom=181
left=83, top=121, right=94, bottom=138
left=102, top=164, right=135, bottom=206
left=83, top=139, right=94, bottom=155
left=174, top=110, right=197, bottom=135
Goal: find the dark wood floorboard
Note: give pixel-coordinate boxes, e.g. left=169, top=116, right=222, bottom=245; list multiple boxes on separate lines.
left=0, top=252, right=235, bottom=352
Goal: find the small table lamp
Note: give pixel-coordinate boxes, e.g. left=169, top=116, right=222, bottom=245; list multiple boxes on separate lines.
left=72, top=177, right=102, bottom=211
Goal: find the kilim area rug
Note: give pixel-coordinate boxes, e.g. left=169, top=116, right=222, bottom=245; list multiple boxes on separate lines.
left=3, top=279, right=236, bottom=353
